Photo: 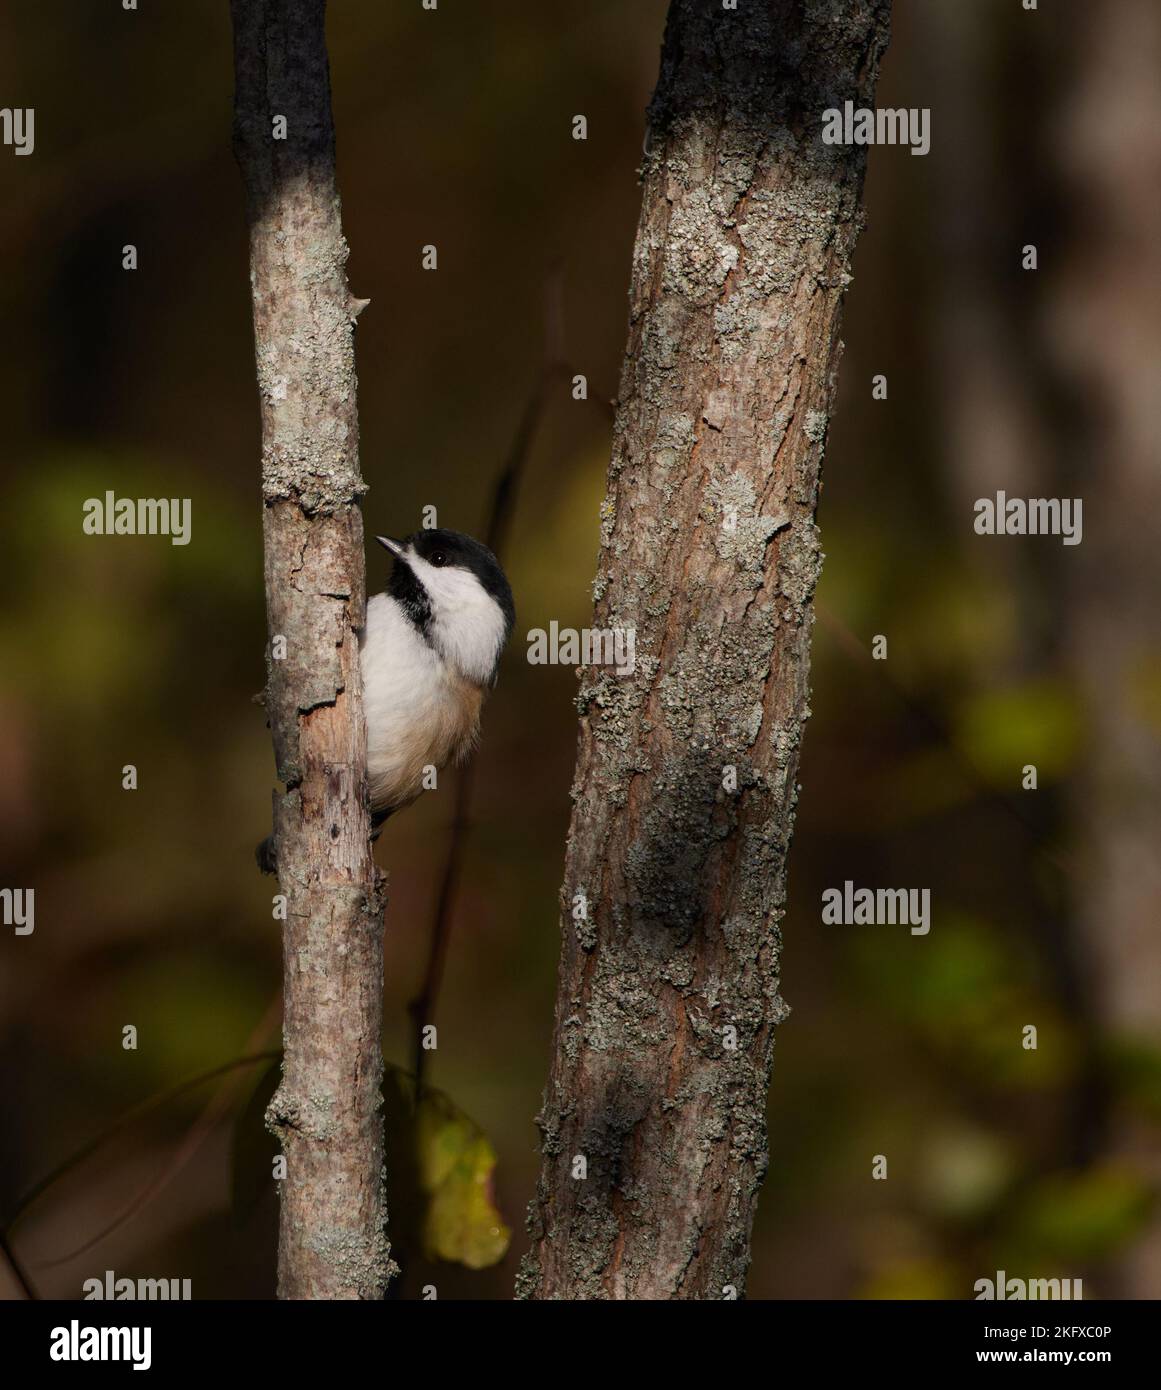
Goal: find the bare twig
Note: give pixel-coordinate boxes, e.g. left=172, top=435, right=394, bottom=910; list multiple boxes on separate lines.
left=33, top=1000, right=281, bottom=1269
left=407, top=271, right=609, bottom=1094
left=0, top=1232, right=37, bottom=1301
left=0, top=1049, right=279, bottom=1295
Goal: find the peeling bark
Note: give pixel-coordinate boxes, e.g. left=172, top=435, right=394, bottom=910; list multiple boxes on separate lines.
left=231, top=0, right=393, bottom=1299
left=520, top=0, right=891, bottom=1300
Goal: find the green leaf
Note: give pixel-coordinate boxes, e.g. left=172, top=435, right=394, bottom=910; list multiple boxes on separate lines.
left=850, top=915, right=1077, bottom=1089
left=1107, top=1037, right=1161, bottom=1118
left=228, top=1058, right=511, bottom=1270
left=1012, top=1166, right=1155, bottom=1260
left=954, top=679, right=1082, bottom=784
left=861, top=1256, right=961, bottom=1300
left=416, top=1095, right=510, bottom=1270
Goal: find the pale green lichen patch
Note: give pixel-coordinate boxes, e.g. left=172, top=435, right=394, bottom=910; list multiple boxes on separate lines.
left=704, top=470, right=790, bottom=572
left=522, top=0, right=891, bottom=1300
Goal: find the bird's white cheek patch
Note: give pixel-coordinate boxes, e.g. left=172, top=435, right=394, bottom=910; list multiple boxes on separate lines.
left=408, top=554, right=507, bottom=684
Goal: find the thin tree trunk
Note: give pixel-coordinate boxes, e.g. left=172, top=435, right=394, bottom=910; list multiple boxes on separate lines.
left=231, top=0, right=393, bottom=1299
left=520, top=0, right=891, bottom=1300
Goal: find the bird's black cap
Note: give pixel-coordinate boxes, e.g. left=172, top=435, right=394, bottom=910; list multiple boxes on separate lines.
left=378, top=528, right=515, bottom=638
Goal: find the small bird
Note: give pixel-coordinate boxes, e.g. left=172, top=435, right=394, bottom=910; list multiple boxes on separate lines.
left=257, top=527, right=514, bottom=873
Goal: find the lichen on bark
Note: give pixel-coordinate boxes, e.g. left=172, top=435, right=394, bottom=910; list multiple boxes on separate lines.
left=231, top=0, right=393, bottom=1300
left=521, top=0, right=892, bottom=1300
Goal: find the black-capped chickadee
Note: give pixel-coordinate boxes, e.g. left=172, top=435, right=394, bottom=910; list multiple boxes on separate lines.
left=257, top=528, right=515, bottom=874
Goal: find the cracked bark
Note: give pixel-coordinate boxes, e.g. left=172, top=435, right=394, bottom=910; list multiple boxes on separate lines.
left=519, top=0, right=891, bottom=1300
left=231, top=0, right=393, bottom=1299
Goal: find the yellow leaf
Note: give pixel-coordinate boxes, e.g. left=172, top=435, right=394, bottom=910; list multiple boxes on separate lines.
left=416, top=1099, right=511, bottom=1269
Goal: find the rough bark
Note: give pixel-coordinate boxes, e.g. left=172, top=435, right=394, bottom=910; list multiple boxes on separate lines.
left=231, top=0, right=393, bottom=1299
left=520, top=0, right=891, bottom=1300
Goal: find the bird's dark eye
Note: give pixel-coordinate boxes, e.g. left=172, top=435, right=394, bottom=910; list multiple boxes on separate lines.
left=429, top=551, right=447, bottom=568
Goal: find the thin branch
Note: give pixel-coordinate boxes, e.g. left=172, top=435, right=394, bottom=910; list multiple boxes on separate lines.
left=32, top=1000, right=281, bottom=1269
left=2, top=1051, right=279, bottom=1235
left=0, top=1049, right=279, bottom=1294
left=0, top=1231, right=37, bottom=1301
left=407, top=369, right=556, bottom=1094
left=406, top=271, right=610, bottom=1094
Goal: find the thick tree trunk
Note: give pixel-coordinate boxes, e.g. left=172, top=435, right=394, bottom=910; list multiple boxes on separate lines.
left=231, top=0, right=393, bottom=1299
left=520, top=0, right=890, bottom=1300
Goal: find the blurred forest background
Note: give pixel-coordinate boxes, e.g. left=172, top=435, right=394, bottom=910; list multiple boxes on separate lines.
left=1, top=0, right=1158, bottom=1299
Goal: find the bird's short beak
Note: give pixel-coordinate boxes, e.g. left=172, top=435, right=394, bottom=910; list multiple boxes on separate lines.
left=376, top=535, right=404, bottom=557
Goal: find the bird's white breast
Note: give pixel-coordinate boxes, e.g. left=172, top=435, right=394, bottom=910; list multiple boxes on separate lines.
left=360, top=592, right=484, bottom=813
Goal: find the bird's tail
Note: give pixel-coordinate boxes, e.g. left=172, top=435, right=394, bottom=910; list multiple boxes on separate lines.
left=255, top=835, right=277, bottom=876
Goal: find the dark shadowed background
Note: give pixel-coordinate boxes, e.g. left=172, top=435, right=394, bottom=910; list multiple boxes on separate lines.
left=1, top=0, right=1158, bottom=1299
